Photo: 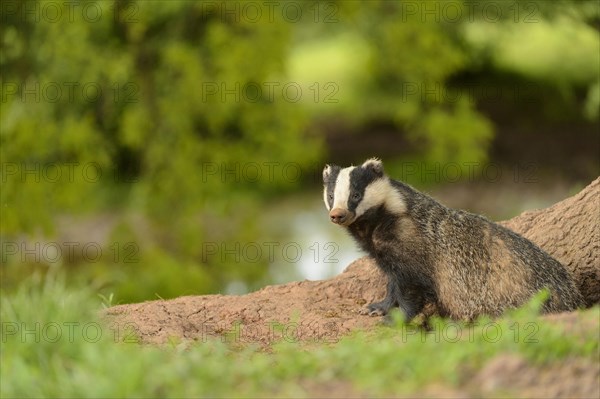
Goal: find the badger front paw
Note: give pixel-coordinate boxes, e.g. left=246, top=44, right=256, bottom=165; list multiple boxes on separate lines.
left=359, top=301, right=390, bottom=316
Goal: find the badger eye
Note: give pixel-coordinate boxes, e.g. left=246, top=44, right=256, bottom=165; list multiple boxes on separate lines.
left=328, top=194, right=333, bottom=200
left=352, top=192, right=361, bottom=201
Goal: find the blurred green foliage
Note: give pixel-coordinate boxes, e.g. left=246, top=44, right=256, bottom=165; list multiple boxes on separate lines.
left=1, top=1, right=323, bottom=300
left=1, top=0, right=598, bottom=301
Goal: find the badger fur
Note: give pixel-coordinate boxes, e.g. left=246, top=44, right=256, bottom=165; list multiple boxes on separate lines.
left=323, top=158, right=583, bottom=321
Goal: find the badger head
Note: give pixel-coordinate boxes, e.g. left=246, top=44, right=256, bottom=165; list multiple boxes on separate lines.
left=323, top=158, right=404, bottom=226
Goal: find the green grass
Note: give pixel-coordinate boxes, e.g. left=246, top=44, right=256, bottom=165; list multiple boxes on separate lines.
left=1, top=273, right=598, bottom=398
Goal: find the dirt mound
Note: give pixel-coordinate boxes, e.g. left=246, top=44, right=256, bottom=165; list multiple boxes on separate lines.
left=104, top=178, right=599, bottom=346
left=105, top=256, right=384, bottom=345
left=472, top=354, right=599, bottom=398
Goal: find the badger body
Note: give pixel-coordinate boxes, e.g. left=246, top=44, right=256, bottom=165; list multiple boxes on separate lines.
left=323, top=158, right=583, bottom=321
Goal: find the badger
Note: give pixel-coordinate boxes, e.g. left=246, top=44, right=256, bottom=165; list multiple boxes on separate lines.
left=323, top=158, right=583, bottom=321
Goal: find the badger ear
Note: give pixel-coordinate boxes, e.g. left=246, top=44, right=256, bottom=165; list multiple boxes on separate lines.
left=362, top=157, right=384, bottom=176
left=323, top=164, right=332, bottom=183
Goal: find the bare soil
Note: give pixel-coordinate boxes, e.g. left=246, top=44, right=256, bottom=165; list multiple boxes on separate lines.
left=104, top=178, right=600, bottom=398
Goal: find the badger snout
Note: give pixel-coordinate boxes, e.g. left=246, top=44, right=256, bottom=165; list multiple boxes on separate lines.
left=329, top=208, right=351, bottom=225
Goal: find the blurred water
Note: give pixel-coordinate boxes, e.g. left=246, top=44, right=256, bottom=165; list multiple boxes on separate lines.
left=266, top=194, right=363, bottom=284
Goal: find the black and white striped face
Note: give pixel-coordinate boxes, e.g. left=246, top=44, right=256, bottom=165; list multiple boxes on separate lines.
left=322, top=158, right=387, bottom=226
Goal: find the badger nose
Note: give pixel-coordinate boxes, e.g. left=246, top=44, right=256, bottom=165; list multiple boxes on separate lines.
left=329, top=208, right=348, bottom=224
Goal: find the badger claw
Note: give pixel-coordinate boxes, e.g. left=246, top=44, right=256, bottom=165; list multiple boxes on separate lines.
left=359, top=301, right=390, bottom=316
left=369, top=308, right=386, bottom=316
